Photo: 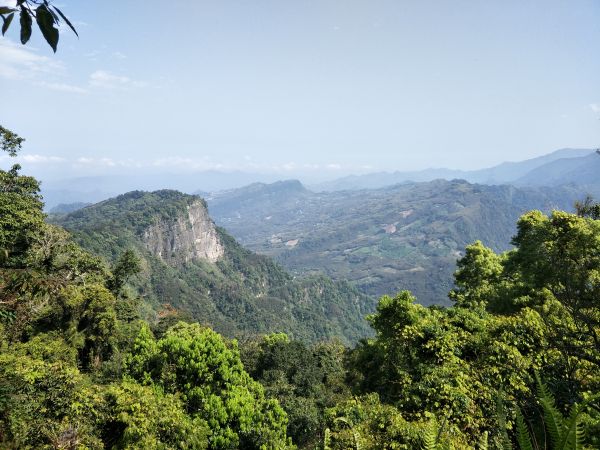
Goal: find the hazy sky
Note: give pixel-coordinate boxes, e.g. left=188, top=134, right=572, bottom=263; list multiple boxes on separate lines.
left=1, top=0, right=599, bottom=180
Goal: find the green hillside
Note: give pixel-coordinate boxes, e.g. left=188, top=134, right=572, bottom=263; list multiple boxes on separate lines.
left=54, top=190, right=373, bottom=344
left=208, top=179, right=582, bottom=305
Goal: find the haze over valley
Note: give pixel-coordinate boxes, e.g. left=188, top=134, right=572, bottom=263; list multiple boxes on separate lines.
left=47, top=148, right=599, bottom=307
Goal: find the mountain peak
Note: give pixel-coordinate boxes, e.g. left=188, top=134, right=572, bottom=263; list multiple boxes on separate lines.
left=59, top=190, right=223, bottom=265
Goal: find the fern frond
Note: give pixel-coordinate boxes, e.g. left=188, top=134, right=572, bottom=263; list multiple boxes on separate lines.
left=556, top=403, right=585, bottom=450
left=323, top=427, right=331, bottom=450
left=574, top=420, right=585, bottom=450
left=422, top=418, right=439, bottom=450
left=478, top=431, right=489, bottom=450
left=515, top=407, right=535, bottom=450
left=535, top=372, right=563, bottom=447
left=496, top=394, right=513, bottom=450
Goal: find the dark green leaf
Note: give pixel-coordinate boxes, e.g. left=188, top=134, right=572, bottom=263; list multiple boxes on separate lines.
left=52, top=5, right=78, bottom=37
left=19, top=6, right=32, bottom=45
left=47, top=7, right=59, bottom=22
left=0, top=7, right=15, bottom=15
left=35, top=5, right=59, bottom=52
left=2, top=13, right=14, bottom=35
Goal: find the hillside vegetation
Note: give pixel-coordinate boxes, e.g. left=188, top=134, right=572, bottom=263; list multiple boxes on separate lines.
left=53, top=190, right=373, bottom=344
left=1, top=127, right=599, bottom=449
left=208, top=179, right=581, bottom=305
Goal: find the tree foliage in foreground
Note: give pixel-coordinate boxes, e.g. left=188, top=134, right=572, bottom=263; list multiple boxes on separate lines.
left=332, top=208, right=600, bottom=449
left=0, top=126, right=292, bottom=449
left=1, top=124, right=599, bottom=448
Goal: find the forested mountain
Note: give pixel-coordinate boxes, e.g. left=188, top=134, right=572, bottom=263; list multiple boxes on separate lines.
left=54, top=190, right=373, bottom=343
left=208, top=179, right=582, bottom=305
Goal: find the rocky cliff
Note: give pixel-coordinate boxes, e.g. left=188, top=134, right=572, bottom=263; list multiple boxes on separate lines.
left=55, top=190, right=374, bottom=343
left=142, top=200, right=224, bottom=265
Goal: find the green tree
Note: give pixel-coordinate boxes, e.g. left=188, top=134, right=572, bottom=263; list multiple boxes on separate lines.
left=0, top=335, right=103, bottom=448
left=323, top=394, right=472, bottom=449
left=108, top=249, right=142, bottom=296
left=449, top=240, right=505, bottom=310
left=507, top=211, right=600, bottom=363
left=124, top=322, right=292, bottom=449
left=0, top=126, right=45, bottom=267
left=100, top=381, right=210, bottom=449
left=241, top=333, right=350, bottom=448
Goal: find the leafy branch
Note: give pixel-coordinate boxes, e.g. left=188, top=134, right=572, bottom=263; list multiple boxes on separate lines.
left=0, top=0, right=77, bottom=52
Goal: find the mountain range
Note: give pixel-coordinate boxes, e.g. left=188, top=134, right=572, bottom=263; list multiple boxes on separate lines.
left=311, top=148, right=598, bottom=191
left=207, top=179, right=583, bottom=305
left=49, top=147, right=598, bottom=310
left=40, top=148, right=598, bottom=210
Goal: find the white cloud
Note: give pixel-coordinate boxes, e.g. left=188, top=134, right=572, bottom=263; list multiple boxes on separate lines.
left=35, top=81, right=87, bottom=94
left=89, top=70, right=147, bottom=90
left=0, top=38, right=63, bottom=80
left=590, top=103, right=600, bottom=113
left=29, top=154, right=375, bottom=174
left=75, top=157, right=117, bottom=167
left=112, top=51, right=127, bottom=60
left=21, top=154, right=65, bottom=163
left=0, top=38, right=88, bottom=94
left=84, top=49, right=101, bottom=59
left=0, top=153, right=65, bottom=164
left=151, top=157, right=226, bottom=171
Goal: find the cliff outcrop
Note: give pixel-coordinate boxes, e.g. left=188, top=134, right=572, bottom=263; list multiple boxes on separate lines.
left=142, top=200, right=224, bottom=265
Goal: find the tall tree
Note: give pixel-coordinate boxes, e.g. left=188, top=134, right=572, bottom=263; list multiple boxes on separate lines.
left=0, top=126, right=44, bottom=267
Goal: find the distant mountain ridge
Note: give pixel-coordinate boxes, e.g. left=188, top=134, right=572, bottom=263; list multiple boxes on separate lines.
left=311, top=148, right=596, bottom=191
left=48, top=202, right=92, bottom=214
left=41, top=171, right=287, bottom=210
left=515, top=151, right=600, bottom=192
left=41, top=148, right=597, bottom=209
left=54, top=190, right=374, bottom=343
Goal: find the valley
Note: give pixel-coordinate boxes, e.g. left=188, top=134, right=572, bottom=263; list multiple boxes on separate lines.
left=207, top=179, right=583, bottom=305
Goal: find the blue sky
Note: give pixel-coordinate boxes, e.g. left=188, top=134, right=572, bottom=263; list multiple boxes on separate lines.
left=1, top=0, right=599, bottom=181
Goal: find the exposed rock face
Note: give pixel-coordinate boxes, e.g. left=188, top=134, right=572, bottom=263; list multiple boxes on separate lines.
left=142, top=200, right=224, bottom=265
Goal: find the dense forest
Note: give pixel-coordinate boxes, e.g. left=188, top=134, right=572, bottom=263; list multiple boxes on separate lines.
left=50, top=189, right=373, bottom=344
left=1, top=124, right=600, bottom=449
